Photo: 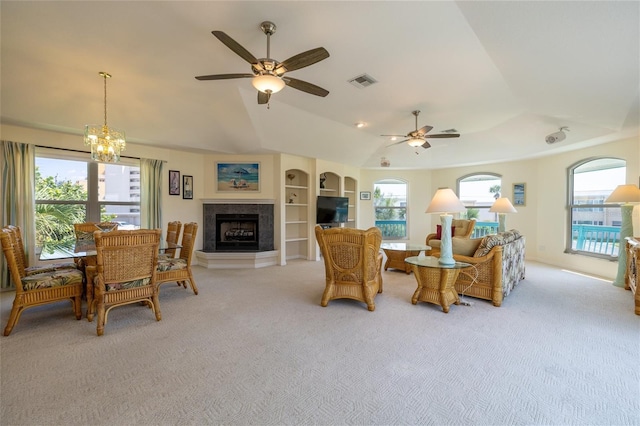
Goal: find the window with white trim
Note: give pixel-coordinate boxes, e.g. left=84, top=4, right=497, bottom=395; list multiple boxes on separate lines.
left=567, top=157, right=625, bottom=258
left=35, top=148, right=140, bottom=250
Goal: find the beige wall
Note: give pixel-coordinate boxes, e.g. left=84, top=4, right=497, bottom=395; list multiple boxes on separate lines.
left=3, top=123, right=638, bottom=279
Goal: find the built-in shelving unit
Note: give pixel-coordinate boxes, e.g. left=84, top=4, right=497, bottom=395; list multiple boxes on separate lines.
left=285, top=169, right=309, bottom=260
left=344, top=176, right=357, bottom=228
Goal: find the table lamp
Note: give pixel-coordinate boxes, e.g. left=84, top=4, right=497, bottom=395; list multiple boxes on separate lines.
left=426, top=188, right=467, bottom=266
left=489, top=197, right=517, bottom=233
left=605, top=184, right=640, bottom=287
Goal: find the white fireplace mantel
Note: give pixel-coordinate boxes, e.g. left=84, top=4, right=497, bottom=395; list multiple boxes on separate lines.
left=201, top=199, right=275, bottom=205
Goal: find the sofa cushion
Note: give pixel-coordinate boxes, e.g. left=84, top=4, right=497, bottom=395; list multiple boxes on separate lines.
left=452, top=237, right=483, bottom=257
left=452, top=219, right=472, bottom=237
left=474, top=229, right=522, bottom=257
left=436, top=225, right=455, bottom=240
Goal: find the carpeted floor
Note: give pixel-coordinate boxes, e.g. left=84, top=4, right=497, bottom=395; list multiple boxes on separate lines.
left=1, top=260, right=638, bottom=426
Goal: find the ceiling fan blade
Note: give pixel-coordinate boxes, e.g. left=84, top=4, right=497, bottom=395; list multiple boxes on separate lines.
left=275, top=47, right=330, bottom=74
left=195, top=73, right=254, bottom=81
left=421, top=141, right=432, bottom=149
left=388, top=139, right=409, bottom=147
left=380, top=134, right=407, bottom=137
left=257, top=91, right=269, bottom=105
left=284, top=77, right=329, bottom=97
left=212, top=31, right=258, bottom=65
left=426, top=133, right=460, bottom=138
left=417, top=125, right=433, bottom=135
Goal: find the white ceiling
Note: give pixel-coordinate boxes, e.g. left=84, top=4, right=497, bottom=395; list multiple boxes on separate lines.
left=1, top=1, right=638, bottom=169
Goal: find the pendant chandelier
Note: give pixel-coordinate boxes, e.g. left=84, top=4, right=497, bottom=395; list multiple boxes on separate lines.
left=84, top=71, right=126, bottom=162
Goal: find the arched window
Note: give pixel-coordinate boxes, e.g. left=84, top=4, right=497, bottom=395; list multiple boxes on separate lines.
left=374, top=179, right=408, bottom=239
left=457, top=173, right=502, bottom=237
left=567, top=157, right=626, bottom=258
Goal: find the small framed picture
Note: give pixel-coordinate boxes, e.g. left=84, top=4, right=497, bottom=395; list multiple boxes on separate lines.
left=360, top=191, right=371, bottom=200
left=513, top=183, right=526, bottom=206
left=169, top=170, right=180, bottom=196
left=183, top=175, right=193, bottom=200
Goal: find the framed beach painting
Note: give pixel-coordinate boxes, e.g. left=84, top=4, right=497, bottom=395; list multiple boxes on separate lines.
left=216, top=162, right=260, bottom=192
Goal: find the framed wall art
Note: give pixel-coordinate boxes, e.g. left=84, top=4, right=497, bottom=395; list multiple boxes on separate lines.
left=216, top=162, right=260, bottom=192
left=183, top=175, right=193, bottom=200
left=513, top=182, right=526, bottom=206
left=169, top=170, right=180, bottom=196
left=360, top=191, right=371, bottom=200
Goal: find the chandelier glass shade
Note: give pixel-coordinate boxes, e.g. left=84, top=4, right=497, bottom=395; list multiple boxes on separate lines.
left=252, top=74, right=285, bottom=94
left=84, top=72, right=126, bottom=163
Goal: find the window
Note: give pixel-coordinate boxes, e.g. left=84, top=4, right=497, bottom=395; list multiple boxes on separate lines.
left=374, top=179, right=407, bottom=239
left=567, top=157, right=626, bottom=258
left=457, top=173, right=502, bottom=236
left=35, top=149, right=140, bottom=250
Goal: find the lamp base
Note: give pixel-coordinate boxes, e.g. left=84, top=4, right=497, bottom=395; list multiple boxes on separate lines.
left=438, top=214, right=456, bottom=266
left=613, top=204, right=633, bottom=287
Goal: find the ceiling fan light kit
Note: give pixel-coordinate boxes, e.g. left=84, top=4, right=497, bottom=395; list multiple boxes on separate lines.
left=252, top=74, right=285, bottom=94
left=382, top=110, right=460, bottom=152
left=195, top=21, right=330, bottom=105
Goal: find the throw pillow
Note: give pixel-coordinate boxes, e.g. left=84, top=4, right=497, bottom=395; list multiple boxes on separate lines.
left=452, top=237, right=483, bottom=257
left=436, top=225, right=456, bottom=240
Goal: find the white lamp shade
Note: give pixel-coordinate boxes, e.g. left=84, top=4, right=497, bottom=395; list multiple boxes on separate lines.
left=252, top=75, right=285, bottom=94
left=489, top=197, right=517, bottom=213
left=425, top=188, right=466, bottom=214
left=605, top=184, right=640, bottom=204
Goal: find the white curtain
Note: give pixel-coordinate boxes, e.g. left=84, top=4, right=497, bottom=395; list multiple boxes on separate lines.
left=1, top=141, right=35, bottom=289
left=140, top=158, right=163, bottom=229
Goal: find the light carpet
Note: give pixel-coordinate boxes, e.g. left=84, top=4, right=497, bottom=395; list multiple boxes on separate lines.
left=0, top=260, right=638, bottom=426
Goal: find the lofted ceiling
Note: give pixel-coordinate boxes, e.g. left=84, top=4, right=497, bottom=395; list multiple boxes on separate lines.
left=1, top=1, right=638, bottom=170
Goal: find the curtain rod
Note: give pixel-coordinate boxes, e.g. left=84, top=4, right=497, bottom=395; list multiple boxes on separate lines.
left=34, top=145, right=166, bottom=162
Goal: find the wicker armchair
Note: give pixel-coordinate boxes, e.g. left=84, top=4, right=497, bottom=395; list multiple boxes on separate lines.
left=315, top=225, right=383, bottom=311
left=88, top=229, right=162, bottom=336
left=156, top=222, right=199, bottom=295
left=1, top=227, right=83, bottom=336
left=426, top=219, right=476, bottom=255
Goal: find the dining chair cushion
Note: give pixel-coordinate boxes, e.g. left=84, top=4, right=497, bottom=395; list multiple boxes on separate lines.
left=156, top=258, right=188, bottom=272
left=105, top=277, right=152, bottom=292
left=75, top=230, right=96, bottom=242
left=25, top=262, right=78, bottom=276
left=21, top=269, right=84, bottom=291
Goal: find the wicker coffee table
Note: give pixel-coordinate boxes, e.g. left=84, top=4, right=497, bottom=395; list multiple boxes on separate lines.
left=381, top=242, right=431, bottom=274
left=405, top=256, right=470, bottom=313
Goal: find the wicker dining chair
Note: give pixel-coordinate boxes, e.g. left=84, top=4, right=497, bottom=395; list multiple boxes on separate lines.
left=4, top=225, right=77, bottom=275
left=160, top=221, right=182, bottom=260
left=315, top=225, right=383, bottom=311
left=88, top=229, right=162, bottom=336
left=156, top=222, right=199, bottom=295
left=1, top=228, right=83, bottom=336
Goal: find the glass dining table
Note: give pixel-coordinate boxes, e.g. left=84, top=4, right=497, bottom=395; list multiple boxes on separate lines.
left=38, top=237, right=181, bottom=319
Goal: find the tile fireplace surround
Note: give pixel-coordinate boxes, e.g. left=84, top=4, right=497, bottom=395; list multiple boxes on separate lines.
left=195, top=199, right=279, bottom=269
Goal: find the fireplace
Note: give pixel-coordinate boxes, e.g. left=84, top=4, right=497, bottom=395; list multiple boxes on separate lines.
left=202, top=202, right=274, bottom=252
left=216, top=214, right=259, bottom=251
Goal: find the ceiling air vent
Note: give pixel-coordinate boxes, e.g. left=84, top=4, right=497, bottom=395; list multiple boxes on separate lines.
left=348, top=73, right=378, bottom=88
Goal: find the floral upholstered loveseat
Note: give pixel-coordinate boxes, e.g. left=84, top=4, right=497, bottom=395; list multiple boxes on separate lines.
left=431, top=229, right=526, bottom=307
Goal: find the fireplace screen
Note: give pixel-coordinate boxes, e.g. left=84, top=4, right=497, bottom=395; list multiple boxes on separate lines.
left=216, top=214, right=259, bottom=251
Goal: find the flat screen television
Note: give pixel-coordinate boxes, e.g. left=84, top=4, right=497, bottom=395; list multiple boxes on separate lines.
left=316, top=196, right=349, bottom=224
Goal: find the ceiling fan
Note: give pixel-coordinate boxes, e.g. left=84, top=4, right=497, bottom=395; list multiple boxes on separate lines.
left=195, top=21, right=330, bottom=105
left=382, top=110, right=460, bottom=150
